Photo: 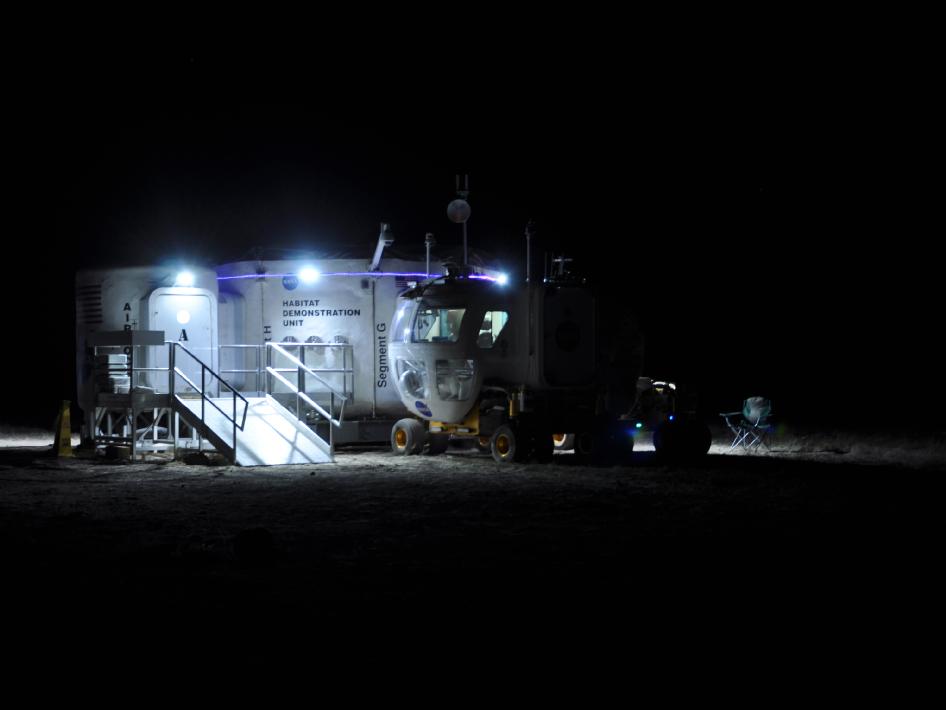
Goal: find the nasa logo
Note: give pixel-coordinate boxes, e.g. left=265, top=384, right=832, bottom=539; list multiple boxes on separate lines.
left=415, top=400, right=432, bottom=418
left=282, top=274, right=299, bottom=291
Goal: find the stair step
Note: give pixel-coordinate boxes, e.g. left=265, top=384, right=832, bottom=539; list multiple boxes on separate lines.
left=175, top=395, right=332, bottom=466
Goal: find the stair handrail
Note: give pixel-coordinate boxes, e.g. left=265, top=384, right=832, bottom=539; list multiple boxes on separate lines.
left=266, top=342, right=348, bottom=453
left=264, top=342, right=354, bottom=399
left=218, top=343, right=265, bottom=395
left=170, top=342, right=249, bottom=462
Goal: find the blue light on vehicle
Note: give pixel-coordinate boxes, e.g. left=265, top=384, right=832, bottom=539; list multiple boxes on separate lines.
left=635, top=422, right=643, bottom=429
left=669, top=415, right=675, bottom=421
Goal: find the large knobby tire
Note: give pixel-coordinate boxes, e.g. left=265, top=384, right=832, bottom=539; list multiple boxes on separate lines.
left=654, top=418, right=711, bottom=463
left=391, top=418, right=426, bottom=455
left=491, top=424, right=527, bottom=464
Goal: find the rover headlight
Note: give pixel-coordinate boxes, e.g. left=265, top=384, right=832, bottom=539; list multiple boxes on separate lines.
left=436, top=359, right=476, bottom=401
left=396, top=359, right=428, bottom=400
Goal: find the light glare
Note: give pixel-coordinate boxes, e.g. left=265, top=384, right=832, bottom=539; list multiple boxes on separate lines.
left=299, top=267, right=320, bottom=284
left=175, top=271, right=195, bottom=287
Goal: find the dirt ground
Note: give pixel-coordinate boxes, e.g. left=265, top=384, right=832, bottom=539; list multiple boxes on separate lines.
left=2, top=435, right=944, bottom=669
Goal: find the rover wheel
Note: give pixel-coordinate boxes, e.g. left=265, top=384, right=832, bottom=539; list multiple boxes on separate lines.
left=391, top=418, right=426, bottom=455
left=491, top=424, right=524, bottom=464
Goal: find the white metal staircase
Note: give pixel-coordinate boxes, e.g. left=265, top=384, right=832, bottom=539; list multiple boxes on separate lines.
left=170, top=342, right=347, bottom=466
left=175, top=395, right=332, bottom=465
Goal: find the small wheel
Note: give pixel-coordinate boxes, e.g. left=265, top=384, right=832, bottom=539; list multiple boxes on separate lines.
left=391, top=418, right=426, bottom=455
left=490, top=424, right=521, bottom=464
left=425, top=433, right=450, bottom=455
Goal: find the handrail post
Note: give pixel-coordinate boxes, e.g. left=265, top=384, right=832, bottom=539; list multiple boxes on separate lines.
left=169, top=342, right=175, bottom=398
left=233, top=389, right=237, bottom=460
left=298, top=345, right=305, bottom=423
left=265, top=343, right=271, bottom=397
left=201, top=365, right=205, bottom=423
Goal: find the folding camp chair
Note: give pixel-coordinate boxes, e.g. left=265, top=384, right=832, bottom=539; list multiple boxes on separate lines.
left=720, top=397, right=773, bottom=451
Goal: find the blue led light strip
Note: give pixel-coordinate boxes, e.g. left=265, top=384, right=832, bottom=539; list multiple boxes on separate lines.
left=216, top=271, right=500, bottom=282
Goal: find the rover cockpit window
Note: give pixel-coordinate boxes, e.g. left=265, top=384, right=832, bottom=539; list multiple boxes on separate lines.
left=392, top=302, right=415, bottom=342
left=476, top=310, right=509, bottom=349
left=412, top=303, right=465, bottom=343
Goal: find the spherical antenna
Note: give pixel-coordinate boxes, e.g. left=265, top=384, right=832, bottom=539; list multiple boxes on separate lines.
left=447, top=199, right=471, bottom=224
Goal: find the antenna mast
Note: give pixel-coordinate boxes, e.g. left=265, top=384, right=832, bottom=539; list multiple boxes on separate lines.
left=447, top=174, right=471, bottom=266
left=525, top=219, right=535, bottom=283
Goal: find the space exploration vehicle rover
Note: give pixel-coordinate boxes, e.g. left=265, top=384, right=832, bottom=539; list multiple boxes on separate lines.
left=388, top=257, right=712, bottom=463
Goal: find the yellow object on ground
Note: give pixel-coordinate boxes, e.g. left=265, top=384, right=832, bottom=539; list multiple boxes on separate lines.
left=53, top=400, right=74, bottom=458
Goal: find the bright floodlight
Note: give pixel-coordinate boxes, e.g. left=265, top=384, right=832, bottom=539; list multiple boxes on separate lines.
left=175, top=270, right=195, bottom=287
left=299, top=266, right=320, bottom=284
left=497, top=273, right=509, bottom=286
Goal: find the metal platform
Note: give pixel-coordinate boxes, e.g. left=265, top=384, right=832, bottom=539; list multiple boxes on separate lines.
left=86, top=335, right=347, bottom=465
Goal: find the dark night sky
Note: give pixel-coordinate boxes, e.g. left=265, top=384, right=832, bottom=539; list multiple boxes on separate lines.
left=4, top=50, right=940, bottom=431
